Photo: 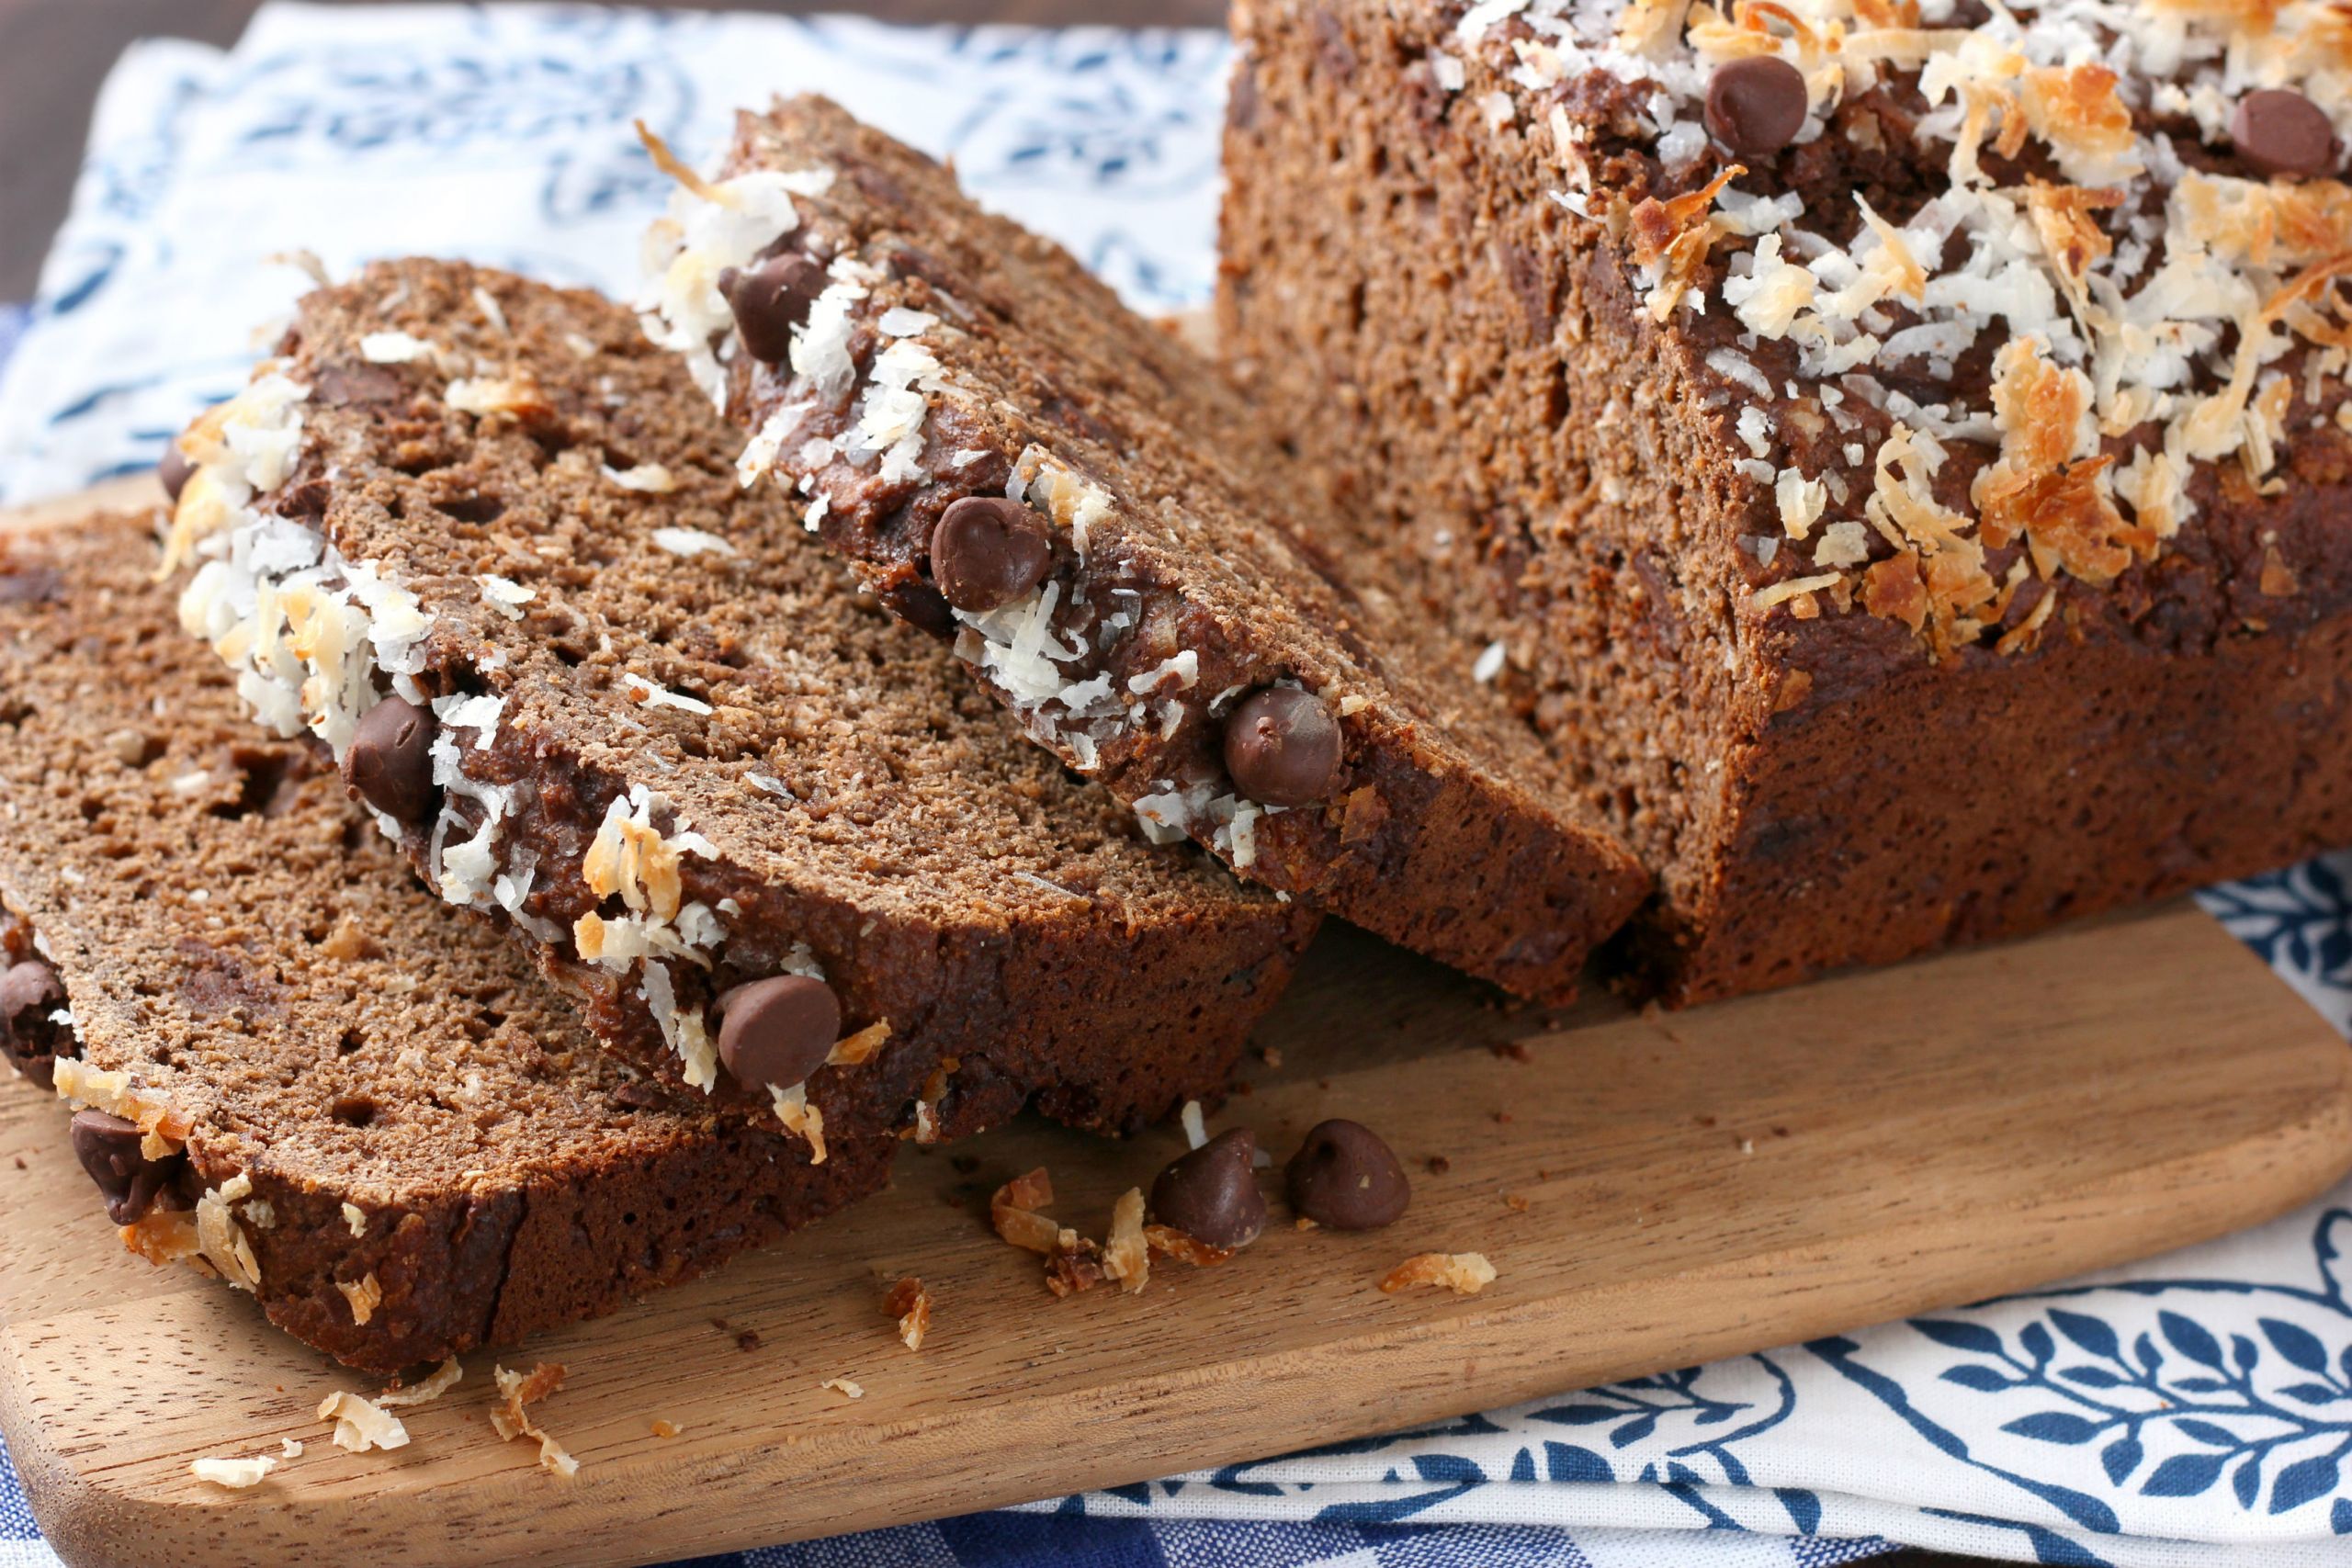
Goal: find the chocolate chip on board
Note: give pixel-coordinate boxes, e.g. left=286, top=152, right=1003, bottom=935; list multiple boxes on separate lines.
left=1149, top=1127, right=1268, bottom=1249
left=716, top=974, right=842, bottom=1090
left=1286, top=1118, right=1411, bottom=1230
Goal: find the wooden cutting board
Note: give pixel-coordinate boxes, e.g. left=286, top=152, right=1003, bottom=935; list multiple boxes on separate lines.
left=0, top=485, right=2347, bottom=1568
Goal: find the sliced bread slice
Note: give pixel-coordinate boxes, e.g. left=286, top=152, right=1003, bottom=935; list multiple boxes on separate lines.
left=0, top=513, right=892, bottom=1373
left=640, top=96, right=1649, bottom=1005
left=168, top=262, right=1316, bottom=1156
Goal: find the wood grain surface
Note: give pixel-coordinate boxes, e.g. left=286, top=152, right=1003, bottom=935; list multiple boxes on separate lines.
left=2, top=784, right=2346, bottom=1568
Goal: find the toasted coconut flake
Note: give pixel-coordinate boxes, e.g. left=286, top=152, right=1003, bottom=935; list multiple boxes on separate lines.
left=1102, top=1188, right=1150, bottom=1295
left=491, top=1362, right=577, bottom=1478
left=318, top=1390, right=411, bottom=1454
left=990, top=1168, right=1062, bottom=1254
left=1752, top=571, right=1842, bottom=613
left=342, top=1202, right=368, bottom=1237
left=377, top=1358, right=462, bottom=1409
left=1144, top=1224, right=1236, bottom=1268
left=884, top=1276, right=932, bottom=1351
left=603, top=463, right=677, bottom=494
left=634, top=118, right=731, bottom=206
left=336, top=1272, right=383, bottom=1325
left=195, top=1182, right=262, bottom=1293
left=1627, top=165, right=1743, bottom=321
left=1378, top=1251, right=1498, bottom=1296
left=446, top=377, right=552, bottom=420
left=820, top=1377, right=865, bottom=1400
left=191, top=1454, right=278, bottom=1489
left=826, top=1020, right=891, bottom=1067
left=2023, top=181, right=2121, bottom=314
left=119, top=1208, right=201, bottom=1266
left=771, top=1082, right=828, bottom=1165
left=2017, top=65, right=2140, bottom=183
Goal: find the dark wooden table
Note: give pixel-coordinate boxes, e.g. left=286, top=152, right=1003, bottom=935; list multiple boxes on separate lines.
left=0, top=3, right=1987, bottom=1562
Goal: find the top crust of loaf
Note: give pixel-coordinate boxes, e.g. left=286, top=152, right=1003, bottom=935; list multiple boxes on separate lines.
left=1399, top=0, right=2352, bottom=660
left=641, top=94, right=1648, bottom=1004
left=167, top=260, right=1314, bottom=1141
left=0, top=513, right=891, bottom=1373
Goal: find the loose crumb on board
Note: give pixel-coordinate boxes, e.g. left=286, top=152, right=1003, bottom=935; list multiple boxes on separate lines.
left=650, top=1418, right=680, bottom=1438
left=491, top=1362, right=577, bottom=1478
left=317, top=1390, right=411, bottom=1454
left=884, top=1277, right=932, bottom=1351
left=1379, top=1252, right=1498, bottom=1296
left=190, top=1453, right=278, bottom=1489
left=1145, top=1224, right=1234, bottom=1268
left=820, top=1376, right=865, bottom=1400
left=377, top=1357, right=462, bottom=1408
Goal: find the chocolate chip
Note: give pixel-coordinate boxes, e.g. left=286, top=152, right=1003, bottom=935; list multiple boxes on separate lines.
left=930, top=496, right=1053, bottom=613
left=2232, top=88, right=2335, bottom=178
left=0, top=960, right=64, bottom=1089
left=1285, top=1119, right=1410, bottom=1230
left=342, top=696, right=437, bottom=825
left=716, top=974, right=840, bottom=1090
left=1223, top=687, right=1343, bottom=807
left=719, top=254, right=827, bottom=364
left=159, top=444, right=196, bottom=503
left=1149, top=1128, right=1266, bottom=1249
left=1, top=959, right=62, bottom=1026
left=69, top=1109, right=178, bottom=1224
left=1704, top=57, right=1809, bottom=157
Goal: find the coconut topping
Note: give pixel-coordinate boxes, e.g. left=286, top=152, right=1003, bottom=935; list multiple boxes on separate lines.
left=1449, top=0, right=2352, bottom=656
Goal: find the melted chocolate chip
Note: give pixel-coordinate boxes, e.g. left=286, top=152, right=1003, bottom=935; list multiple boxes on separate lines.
left=1149, top=1127, right=1266, bottom=1249
left=930, top=497, right=1053, bottom=613
left=1704, top=57, right=1809, bottom=157
left=2232, top=88, right=2335, bottom=178
left=159, top=444, right=197, bottom=503
left=342, top=696, right=437, bottom=825
left=69, top=1109, right=179, bottom=1224
left=1224, top=687, right=1343, bottom=807
left=716, top=974, right=840, bottom=1090
left=1285, top=1119, right=1410, bottom=1230
left=0, top=960, right=64, bottom=1089
left=719, top=254, right=827, bottom=364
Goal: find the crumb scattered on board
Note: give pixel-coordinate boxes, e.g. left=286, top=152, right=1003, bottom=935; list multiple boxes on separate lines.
left=190, top=1453, right=278, bottom=1489
left=1379, top=1252, right=1497, bottom=1296
left=491, top=1362, right=577, bottom=1478
left=315, top=1356, right=460, bottom=1454
left=820, top=1377, right=865, bottom=1400
left=884, top=1276, right=932, bottom=1350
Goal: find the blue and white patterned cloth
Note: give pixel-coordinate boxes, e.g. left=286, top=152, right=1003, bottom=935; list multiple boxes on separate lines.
left=2, top=9, right=2351, bottom=1565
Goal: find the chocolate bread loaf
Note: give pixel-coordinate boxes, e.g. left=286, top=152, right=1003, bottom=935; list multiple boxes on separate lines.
left=169, top=261, right=1316, bottom=1160
left=1220, top=0, right=2352, bottom=1002
left=641, top=96, right=1648, bottom=1005
left=0, top=513, right=893, bottom=1373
